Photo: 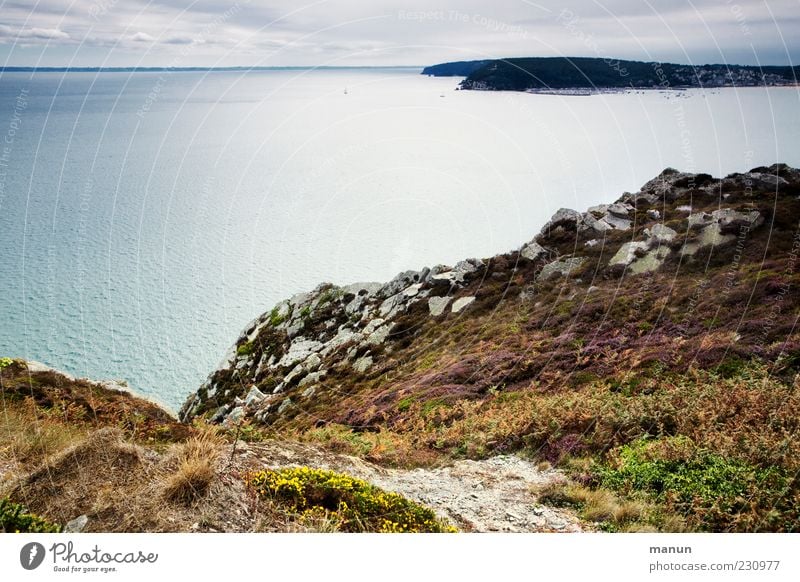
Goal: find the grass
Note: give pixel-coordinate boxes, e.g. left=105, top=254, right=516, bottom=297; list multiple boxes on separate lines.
left=534, top=480, right=651, bottom=532
left=0, top=398, right=88, bottom=467
left=248, top=467, right=456, bottom=532
left=162, top=429, right=222, bottom=504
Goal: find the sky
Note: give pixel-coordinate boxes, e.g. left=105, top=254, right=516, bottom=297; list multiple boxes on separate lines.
left=0, top=0, right=797, bottom=68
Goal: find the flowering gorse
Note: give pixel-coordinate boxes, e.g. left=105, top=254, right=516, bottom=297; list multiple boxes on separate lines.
left=248, top=467, right=456, bottom=533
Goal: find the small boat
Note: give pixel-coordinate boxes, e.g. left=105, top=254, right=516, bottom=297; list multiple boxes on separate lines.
left=344, top=87, right=348, bottom=95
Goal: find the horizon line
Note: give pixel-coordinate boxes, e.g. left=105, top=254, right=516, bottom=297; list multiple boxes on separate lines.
left=0, top=65, right=425, bottom=72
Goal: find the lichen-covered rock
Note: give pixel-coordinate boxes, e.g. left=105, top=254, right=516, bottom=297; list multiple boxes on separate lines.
left=537, top=257, right=585, bottom=281
left=428, top=296, right=451, bottom=316
left=451, top=296, right=476, bottom=314
left=645, top=223, right=678, bottom=244
left=520, top=241, right=547, bottom=261
left=609, top=241, right=650, bottom=267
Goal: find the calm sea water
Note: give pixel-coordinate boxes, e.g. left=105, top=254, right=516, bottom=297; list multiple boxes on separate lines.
left=0, top=68, right=798, bottom=410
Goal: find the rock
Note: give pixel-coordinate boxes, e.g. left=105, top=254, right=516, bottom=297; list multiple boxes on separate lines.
left=210, top=405, right=230, bottom=423
left=609, top=241, right=650, bottom=267
left=629, top=247, right=671, bottom=274
left=581, top=213, right=613, bottom=233
left=277, top=398, right=293, bottom=414
left=712, top=208, right=763, bottom=231
left=536, top=257, right=585, bottom=281
left=584, top=239, right=599, bottom=248
left=600, top=213, right=632, bottom=230
left=303, top=353, right=322, bottom=371
left=227, top=406, right=244, bottom=424
left=645, top=223, right=678, bottom=244
left=638, top=167, right=694, bottom=200
left=65, top=515, right=89, bottom=533
left=366, top=324, right=392, bottom=346
left=587, top=203, right=609, bottom=216
left=541, top=208, right=582, bottom=234
left=606, top=203, right=633, bottom=218
left=343, top=281, right=382, bottom=297
left=402, top=283, right=423, bottom=298
left=245, top=386, right=266, bottom=407
left=380, top=270, right=426, bottom=298
left=454, top=259, right=481, bottom=277
left=451, top=296, right=476, bottom=314
left=283, top=364, right=305, bottom=385
left=275, top=338, right=323, bottom=368
left=676, top=205, right=693, bottom=213
left=681, top=223, right=736, bottom=256
left=301, top=386, right=316, bottom=398
left=428, top=296, right=451, bottom=316
left=647, top=209, right=661, bottom=220
left=285, top=320, right=305, bottom=339
left=379, top=293, right=406, bottom=318
left=320, top=328, right=363, bottom=357
left=353, top=355, right=373, bottom=373
left=520, top=241, right=547, bottom=261
left=298, top=370, right=326, bottom=388
left=687, top=212, right=713, bottom=229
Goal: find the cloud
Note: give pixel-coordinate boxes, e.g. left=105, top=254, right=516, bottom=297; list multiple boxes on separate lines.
left=0, top=0, right=797, bottom=66
left=131, top=31, right=156, bottom=43
left=0, top=24, right=70, bottom=43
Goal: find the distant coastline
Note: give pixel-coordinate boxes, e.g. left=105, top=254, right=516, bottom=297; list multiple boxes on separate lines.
left=423, top=57, right=799, bottom=91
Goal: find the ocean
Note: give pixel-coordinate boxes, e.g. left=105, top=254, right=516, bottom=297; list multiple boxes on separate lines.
left=0, top=67, right=798, bottom=410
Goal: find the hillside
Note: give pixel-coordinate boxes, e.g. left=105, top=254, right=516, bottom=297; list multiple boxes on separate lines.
left=181, top=163, right=800, bottom=531
left=0, top=359, right=578, bottom=532
left=3, top=164, right=799, bottom=533
left=422, top=57, right=799, bottom=90
left=421, top=60, right=491, bottom=77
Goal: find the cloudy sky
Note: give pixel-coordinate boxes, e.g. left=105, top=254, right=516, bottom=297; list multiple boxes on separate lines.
left=0, top=0, right=797, bottom=67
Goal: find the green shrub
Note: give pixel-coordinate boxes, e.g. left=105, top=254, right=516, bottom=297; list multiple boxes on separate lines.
left=0, top=357, right=13, bottom=369
left=268, top=307, right=286, bottom=327
left=0, top=498, right=61, bottom=533
left=236, top=341, right=254, bottom=357
left=599, top=437, right=797, bottom=531
left=249, top=467, right=456, bottom=532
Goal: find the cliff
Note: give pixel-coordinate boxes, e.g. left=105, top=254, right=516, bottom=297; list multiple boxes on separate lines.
left=180, top=164, right=800, bottom=531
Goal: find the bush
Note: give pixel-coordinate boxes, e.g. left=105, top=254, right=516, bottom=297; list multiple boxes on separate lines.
left=599, top=437, right=797, bottom=531
left=248, top=467, right=456, bottom=532
left=0, top=357, right=14, bottom=369
left=163, top=430, right=221, bottom=504
left=0, top=498, right=61, bottom=533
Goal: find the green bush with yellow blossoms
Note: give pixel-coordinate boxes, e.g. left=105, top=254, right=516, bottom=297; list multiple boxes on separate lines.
left=248, top=467, right=456, bottom=533
left=0, top=498, right=61, bottom=533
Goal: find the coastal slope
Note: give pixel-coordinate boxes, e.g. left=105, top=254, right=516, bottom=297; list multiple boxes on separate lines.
left=182, top=164, right=800, bottom=531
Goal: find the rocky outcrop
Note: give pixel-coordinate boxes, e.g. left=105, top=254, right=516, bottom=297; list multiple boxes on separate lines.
left=181, top=164, right=797, bottom=427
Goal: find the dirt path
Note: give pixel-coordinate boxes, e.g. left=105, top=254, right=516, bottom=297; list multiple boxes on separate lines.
left=232, top=440, right=585, bottom=532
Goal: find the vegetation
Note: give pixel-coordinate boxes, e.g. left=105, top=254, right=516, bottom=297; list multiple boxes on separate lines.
left=0, top=498, right=61, bottom=533
left=248, top=467, right=456, bottom=532
left=454, top=57, right=800, bottom=91
left=163, top=429, right=222, bottom=504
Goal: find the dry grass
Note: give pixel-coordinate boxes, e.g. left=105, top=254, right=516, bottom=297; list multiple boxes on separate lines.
left=0, top=399, right=87, bottom=472
left=162, top=428, right=223, bottom=505
left=534, top=480, right=649, bottom=531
